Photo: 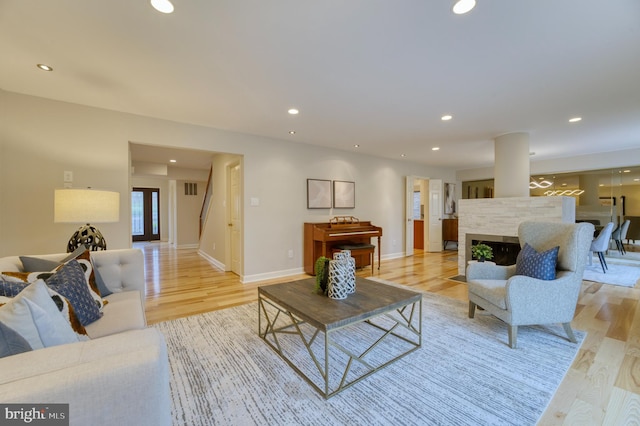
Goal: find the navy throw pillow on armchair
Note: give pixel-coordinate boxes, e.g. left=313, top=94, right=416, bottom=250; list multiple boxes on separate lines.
left=515, top=243, right=560, bottom=280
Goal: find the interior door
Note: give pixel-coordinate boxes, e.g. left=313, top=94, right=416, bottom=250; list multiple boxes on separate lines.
left=228, top=162, right=242, bottom=275
left=428, top=179, right=443, bottom=252
left=131, top=187, right=160, bottom=241
left=405, top=176, right=415, bottom=256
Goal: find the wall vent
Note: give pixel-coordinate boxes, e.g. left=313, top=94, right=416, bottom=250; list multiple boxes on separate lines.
left=184, top=182, right=198, bottom=196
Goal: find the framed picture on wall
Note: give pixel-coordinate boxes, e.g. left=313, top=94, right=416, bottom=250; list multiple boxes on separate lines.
left=307, top=179, right=332, bottom=209
left=444, top=183, right=456, bottom=214
left=333, top=180, right=355, bottom=208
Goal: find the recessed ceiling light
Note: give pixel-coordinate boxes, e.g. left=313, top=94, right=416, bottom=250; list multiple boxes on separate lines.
left=37, top=64, right=53, bottom=71
left=151, top=0, right=174, bottom=13
left=432, top=147, right=440, bottom=151
left=169, top=159, right=177, bottom=163
left=289, top=130, right=296, bottom=135
left=561, top=183, right=567, bottom=187
left=623, top=170, right=631, bottom=173
left=354, top=144, right=360, bottom=148
left=288, top=108, right=299, bottom=115
left=452, top=0, right=476, bottom=15
left=634, top=178, right=640, bottom=182
left=441, top=115, right=453, bottom=121
left=569, top=117, right=582, bottom=123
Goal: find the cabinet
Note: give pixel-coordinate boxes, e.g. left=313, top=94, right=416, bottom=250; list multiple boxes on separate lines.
left=442, top=218, right=458, bottom=249
left=414, top=220, right=424, bottom=249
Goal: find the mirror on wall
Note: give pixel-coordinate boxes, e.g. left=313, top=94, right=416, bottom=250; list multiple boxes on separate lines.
left=462, top=165, right=640, bottom=227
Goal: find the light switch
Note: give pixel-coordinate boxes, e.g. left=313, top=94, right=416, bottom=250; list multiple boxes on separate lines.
left=250, top=197, right=260, bottom=206
left=64, top=171, right=73, bottom=182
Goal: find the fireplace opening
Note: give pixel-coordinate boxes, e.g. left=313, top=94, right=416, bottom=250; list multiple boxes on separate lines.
left=470, top=239, right=521, bottom=265
left=466, top=233, right=521, bottom=267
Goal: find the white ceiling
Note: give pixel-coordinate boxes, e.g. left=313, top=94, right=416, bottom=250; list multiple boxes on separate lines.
left=130, top=143, right=215, bottom=170
left=2, top=0, right=639, bottom=170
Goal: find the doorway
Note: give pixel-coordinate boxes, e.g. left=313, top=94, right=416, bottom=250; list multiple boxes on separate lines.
left=227, top=162, right=242, bottom=275
left=405, top=176, right=443, bottom=255
left=132, top=187, right=161, bottom=241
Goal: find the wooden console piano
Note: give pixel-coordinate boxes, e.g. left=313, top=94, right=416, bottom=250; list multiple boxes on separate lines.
left=304, top=217, right=382, bottom=275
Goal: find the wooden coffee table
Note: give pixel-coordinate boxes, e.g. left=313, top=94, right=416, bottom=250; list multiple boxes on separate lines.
left=258, top=277, right=422, bottom=399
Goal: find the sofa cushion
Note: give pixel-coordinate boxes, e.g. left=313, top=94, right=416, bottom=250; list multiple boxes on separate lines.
left=515, top=243, right=559, bottom=280
left=85, top=291, right=146, bottom=339
left=0, top=328, right=165, bottom=385
left=0, top=321, right=32, bottom=358
left=467, top=279, right=507, bottom=309
left=45, top=260, right=103, bottom=326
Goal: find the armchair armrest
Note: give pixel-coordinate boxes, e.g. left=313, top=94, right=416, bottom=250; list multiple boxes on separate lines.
left=506, top=273, right=581, bottom=324
left=467, top=262, right=516, bottom=280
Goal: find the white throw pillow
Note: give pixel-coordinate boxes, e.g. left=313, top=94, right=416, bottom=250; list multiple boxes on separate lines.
left=0, top=292, right=44, bottom=349
left=0, top=280, right=79, bottom=349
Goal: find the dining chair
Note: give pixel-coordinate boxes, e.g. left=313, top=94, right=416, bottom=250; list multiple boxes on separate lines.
left=611, top=219, right=630, bottom=255
left=590, top=222, right=614, bottom=273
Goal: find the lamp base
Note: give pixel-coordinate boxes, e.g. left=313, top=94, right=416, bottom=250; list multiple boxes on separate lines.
left=67, top=223, right=107, bottom=252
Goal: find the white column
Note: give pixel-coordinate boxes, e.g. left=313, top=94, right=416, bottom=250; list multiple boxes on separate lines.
left=578, top=174, right=600, bottom=205
left=494, top=132, right=530, bottom=198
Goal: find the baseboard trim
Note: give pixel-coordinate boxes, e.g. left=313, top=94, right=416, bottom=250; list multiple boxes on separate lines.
left=176, top=243, right=199, bottom=249
left=242, top=267, right=305, bottom=284
left=198, top=250, right=226, bottom=271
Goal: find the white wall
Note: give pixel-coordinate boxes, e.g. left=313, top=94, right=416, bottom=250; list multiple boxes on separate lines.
left=175, top=179, right=206, bottom=247
left=199, top=153, right=242, bottom=271
left=0, top=90, right=455, bottom=280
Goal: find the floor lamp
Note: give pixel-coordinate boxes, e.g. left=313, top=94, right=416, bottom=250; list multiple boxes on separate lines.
left=54, top=188, right=120, bottom=252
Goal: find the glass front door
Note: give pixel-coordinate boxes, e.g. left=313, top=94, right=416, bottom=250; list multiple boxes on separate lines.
left=132, top=188, right=160, bottom=241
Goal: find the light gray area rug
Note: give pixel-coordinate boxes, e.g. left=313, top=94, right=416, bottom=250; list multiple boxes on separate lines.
left=154, top=289, right=585, bottom=426
left=583, top=261, right=640, bottom=287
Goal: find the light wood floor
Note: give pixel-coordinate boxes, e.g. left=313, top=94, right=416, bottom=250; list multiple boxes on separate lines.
left=140, top=242, right=640, bottom=425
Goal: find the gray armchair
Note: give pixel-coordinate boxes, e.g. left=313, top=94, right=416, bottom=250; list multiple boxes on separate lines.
left=467, top=221, right=594, bottom=348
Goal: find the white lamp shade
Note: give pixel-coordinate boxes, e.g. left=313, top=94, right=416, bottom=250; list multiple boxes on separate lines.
left=54, top=189, right=120, bottom=223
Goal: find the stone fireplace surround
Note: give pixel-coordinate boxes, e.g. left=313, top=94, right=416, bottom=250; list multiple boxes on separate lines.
left=457, top=196, right=576, bottom=276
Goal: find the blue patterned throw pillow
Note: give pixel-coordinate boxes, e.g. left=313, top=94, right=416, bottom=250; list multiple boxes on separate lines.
left=45, top=260, right=102, bottom=326
left=0, top=279, right=29, bottom=297
left=515, top=243, right=559, bottom=280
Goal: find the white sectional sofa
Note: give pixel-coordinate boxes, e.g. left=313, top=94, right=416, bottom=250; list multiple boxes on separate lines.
left=0, top=249, right=171, bottom=426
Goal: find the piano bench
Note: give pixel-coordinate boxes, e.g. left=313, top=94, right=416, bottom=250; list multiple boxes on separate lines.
left=334, top=244, right=377, bottom=274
